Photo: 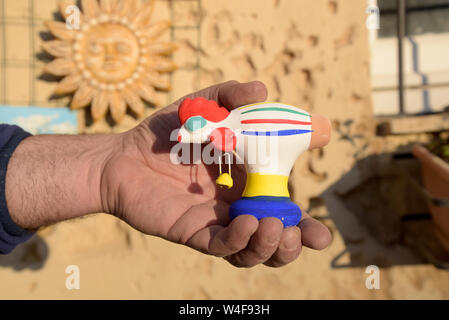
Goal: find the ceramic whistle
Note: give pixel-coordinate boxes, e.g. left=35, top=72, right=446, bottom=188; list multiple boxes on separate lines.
left=177, top=97, right=331, bottom=227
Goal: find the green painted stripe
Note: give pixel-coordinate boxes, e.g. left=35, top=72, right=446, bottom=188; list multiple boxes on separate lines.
left=241, top=107, right=311, bottom=117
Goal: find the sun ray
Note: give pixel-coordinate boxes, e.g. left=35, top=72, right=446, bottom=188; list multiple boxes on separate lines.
left=42, top=40, right=72, bottom=58
left=100, top=0, right=117, bottom=13
left=109, top=91, right=127, bottom=123
left=143, top=71, right=171, bottom=91
left=132, top=0, right=155, bottom=28
left=54, top=73, right=82, bottom=95
left=143, top=20, right=171, bottom=39
left=91, top=91, right=110, bottom=120
left=71, top=84, right=96, bottom=110
left=44, top=58, right=76, bottom=76
left=45, top=21, right=75, bottom=41
left=134, top=82, right=159, bottom=105
left=117, top=0, right=139, bottom=17
left=58, top=1, right=72, bottom=19
left=147, top=56, right=177, bottom=73
left=122, top=88, right=145, bottom=118
left=146, top=42, right=177, bottom=56
left=81, top=0, right=101, bottom=19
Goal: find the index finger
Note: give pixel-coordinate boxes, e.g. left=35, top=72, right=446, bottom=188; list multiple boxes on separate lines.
left=181, top=80, right=268, bottom=110
left=217, top=80, right=268, bottom=109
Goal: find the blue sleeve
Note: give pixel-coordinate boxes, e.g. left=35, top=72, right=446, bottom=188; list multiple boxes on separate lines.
left=0, top=124, right=34, bottom=254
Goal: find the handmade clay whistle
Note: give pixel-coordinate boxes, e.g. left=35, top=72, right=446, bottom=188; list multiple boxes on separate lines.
left=177, top=97, right=331, bottom=227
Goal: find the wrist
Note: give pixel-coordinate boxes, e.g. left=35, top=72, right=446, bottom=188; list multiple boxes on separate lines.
left=80, top=133, right=122, bottom=217
left=98, top=126, right=152, bottom=217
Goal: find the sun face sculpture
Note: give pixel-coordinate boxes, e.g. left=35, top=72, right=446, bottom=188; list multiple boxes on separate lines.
left=43, top=0, right=177, bottom=124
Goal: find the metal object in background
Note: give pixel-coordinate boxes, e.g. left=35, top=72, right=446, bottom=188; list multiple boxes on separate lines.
left=397, top=0, right=406, bottom=115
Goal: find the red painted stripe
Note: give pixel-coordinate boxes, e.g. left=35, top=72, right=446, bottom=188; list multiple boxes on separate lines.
left=241, top=119, right=312, bottom=125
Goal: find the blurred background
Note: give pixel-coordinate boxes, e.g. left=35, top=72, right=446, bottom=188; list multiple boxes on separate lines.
left=0, top=0, right=449, bottom=299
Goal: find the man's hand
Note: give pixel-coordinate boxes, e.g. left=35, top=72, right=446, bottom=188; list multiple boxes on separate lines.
left=101, top=80, right=332, bottom=267
left=6, top=80, right=331, bottom=267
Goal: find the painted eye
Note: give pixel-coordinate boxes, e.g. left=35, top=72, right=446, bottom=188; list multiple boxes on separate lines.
left=116, top=41, right=131, bottom=54
left=186, top=116, right=207, bottom=131
left=88, top=41, right=103, bottom=55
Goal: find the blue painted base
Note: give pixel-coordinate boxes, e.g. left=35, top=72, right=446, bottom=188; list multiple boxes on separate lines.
left=229, top=196, right=302, bottom=228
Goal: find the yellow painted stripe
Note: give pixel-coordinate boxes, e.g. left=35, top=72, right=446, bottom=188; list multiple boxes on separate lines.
left=242, top=173, right=290, bottom=197
left=238, top=102, right=268, bottom=110
left=238, top=102, right=310, bottom=115
left=241, top=107, right=310, bottom=117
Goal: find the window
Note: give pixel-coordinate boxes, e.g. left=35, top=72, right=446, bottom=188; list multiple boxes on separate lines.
left=371, top=0, right=449, bottom=115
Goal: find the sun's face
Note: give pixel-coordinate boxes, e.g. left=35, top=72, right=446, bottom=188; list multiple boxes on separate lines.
left=43, top=0, right=177, bottom=124
left=82, top=23, right=140, bottom=83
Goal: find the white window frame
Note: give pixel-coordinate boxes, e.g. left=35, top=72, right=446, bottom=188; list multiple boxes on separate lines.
left=370, top=0, right=449, bottom=116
